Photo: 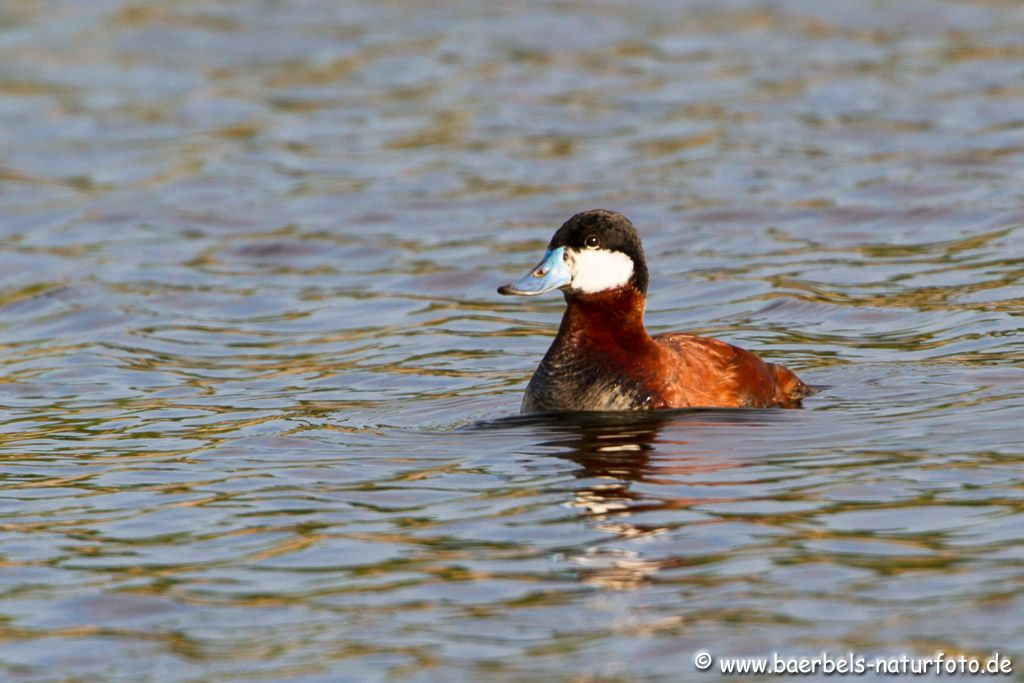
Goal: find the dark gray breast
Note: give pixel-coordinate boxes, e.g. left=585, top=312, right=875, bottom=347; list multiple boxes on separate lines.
left=520, top=348, right=653, bottom=413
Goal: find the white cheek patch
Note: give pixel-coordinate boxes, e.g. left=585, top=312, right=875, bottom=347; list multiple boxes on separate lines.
left=567, top=248, right=635, bottom=293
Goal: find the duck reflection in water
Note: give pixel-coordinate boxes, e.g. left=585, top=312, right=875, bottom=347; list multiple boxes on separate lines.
left=526, top=409, right=777, bottom=590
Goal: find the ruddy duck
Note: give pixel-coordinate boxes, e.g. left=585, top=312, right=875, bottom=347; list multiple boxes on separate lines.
left=498, top=209, right=811, bottom=413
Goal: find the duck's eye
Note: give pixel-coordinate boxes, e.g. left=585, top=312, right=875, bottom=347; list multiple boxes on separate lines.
left=584, top=234, right=600, bottom=249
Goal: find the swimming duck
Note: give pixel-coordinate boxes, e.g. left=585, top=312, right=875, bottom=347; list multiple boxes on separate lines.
left=498, top=209, right=811, bottom=413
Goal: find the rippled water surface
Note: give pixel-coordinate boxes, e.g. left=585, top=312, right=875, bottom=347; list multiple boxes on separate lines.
left=2, top=0, right=1023, bottom=680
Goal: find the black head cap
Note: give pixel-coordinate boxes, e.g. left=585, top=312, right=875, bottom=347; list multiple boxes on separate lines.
left=548, top=209, right=649, bottom=293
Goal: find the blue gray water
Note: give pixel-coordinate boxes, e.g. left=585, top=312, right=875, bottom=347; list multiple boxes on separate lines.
left=1, top=0, right=1022, bottom=680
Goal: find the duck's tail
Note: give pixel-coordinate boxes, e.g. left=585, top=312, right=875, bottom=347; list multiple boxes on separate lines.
left=768, top=363, right=815, bottom=407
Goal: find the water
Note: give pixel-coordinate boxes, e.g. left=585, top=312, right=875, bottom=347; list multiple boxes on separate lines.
left=1, top=0, right=1023, bottom=680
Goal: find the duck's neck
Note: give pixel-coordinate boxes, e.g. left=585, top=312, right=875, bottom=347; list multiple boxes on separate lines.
left=558, top=286, right=652, bottom=349
left=525, top=286, right=655, bottom=412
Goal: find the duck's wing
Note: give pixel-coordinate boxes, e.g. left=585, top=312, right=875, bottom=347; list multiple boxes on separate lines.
left=653, top=333, right=808, bottom=408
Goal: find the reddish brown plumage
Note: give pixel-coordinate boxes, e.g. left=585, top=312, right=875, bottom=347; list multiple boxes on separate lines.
left=652, top=333, right=809, bottom=408
left=523, top=286, right=810, bottom=412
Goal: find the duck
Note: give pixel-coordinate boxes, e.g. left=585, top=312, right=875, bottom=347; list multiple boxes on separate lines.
left=498, top=209, right=811, bottom=413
